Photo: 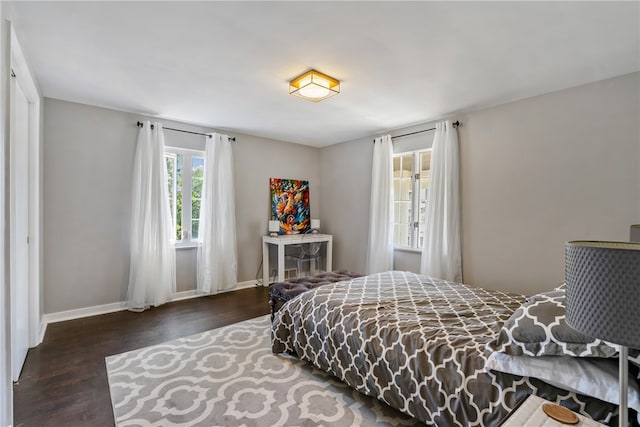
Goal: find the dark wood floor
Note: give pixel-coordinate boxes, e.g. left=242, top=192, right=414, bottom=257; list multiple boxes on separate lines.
left=13, top=286, right=270, bottom=427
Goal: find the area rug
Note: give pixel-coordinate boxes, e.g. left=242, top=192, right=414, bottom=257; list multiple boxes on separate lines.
left=105, top=315, right=420, bottom=426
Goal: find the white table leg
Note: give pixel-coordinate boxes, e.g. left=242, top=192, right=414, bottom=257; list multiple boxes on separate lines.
left=262, top=240, right=269, bottom=286
left=326, top=237, right=333, bottom=272
left=277, top=243, right=285, bottom=282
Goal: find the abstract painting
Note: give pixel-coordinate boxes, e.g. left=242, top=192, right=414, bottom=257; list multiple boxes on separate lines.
left=270, top=178, right=310, bottom=234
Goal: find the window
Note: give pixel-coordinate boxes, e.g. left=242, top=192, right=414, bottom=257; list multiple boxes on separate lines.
left=393, top=149, right=431, bottom=249
left=165, top=147, right=205, bottom=247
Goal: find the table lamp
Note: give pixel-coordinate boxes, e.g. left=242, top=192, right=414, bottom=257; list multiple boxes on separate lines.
left=565, top=241, right=640, bottom=427
left=268, top=220, right=280, bottom=237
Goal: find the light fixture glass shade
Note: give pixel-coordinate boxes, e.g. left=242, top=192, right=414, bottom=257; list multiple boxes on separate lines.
left=289, top=70, right=340, bottom=102
left=565, top=241, right=640, bottom=349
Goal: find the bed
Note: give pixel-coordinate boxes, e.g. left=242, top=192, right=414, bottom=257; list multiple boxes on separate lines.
left=271, top=271, right=638, bottom=426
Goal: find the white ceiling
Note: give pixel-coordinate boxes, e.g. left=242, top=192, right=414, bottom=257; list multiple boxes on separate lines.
left=5, top=1, right=640, bottom=147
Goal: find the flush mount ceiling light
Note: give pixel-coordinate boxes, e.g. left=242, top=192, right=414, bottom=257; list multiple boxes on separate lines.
left=289, top=69, right=340, bottom=102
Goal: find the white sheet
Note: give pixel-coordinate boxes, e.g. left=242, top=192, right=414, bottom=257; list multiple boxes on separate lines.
left=487, top=351, right=640, bottom=423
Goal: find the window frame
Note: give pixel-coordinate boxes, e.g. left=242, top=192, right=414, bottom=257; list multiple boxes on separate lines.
left=164, top=146, right=205, bottom=249
left=392, top=148, right=432, bottom=250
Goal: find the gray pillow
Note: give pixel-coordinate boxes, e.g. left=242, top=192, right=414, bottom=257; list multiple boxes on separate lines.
left=489, top=288, right=638, bottom=358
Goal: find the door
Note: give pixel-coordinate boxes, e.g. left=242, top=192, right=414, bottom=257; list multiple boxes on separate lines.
left=10, top=72, right=30, bottom=381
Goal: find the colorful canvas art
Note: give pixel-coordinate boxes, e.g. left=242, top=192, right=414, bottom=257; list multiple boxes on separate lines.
left=270, top=178, right=310, bottom=234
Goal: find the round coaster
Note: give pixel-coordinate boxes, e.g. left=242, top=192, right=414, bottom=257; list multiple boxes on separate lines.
left=542, top=403, right=579, bottom=425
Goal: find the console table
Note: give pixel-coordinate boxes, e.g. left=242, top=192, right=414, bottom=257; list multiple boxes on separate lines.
left=262, top=234, right=333, bottom=285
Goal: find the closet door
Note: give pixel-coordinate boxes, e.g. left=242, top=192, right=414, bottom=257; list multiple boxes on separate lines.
left=10, top=73, right=30, bottom=381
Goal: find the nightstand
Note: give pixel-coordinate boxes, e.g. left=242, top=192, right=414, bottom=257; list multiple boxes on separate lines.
left=501, top=395, right=607, bottom=427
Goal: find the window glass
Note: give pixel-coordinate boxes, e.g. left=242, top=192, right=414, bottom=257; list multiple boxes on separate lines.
left=393, top=149, right=431, bottom=249
left=164, top=148, right=202, bottom=246
left=393, top=154, right=413, bottom=247
left=165, top=153, right=182, bottom=241
left=166, top=154, right=176, bottom=222
left=418, top=151, right=431, bottom=249
left=176, top=154, right=184, bottom=240
left=191, top=156, right=204, bottom=239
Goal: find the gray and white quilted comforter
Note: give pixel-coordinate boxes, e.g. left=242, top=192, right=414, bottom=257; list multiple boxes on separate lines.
left=271, top=271, right=620, bottom=426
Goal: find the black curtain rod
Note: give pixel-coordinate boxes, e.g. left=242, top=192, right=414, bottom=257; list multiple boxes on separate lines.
left=373, top=120, right=460, bottom=143
left=136, top=121, right=236, bottom=141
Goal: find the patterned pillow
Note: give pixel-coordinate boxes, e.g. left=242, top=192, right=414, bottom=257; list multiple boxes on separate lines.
left=489, top=288, right=636, bottom=358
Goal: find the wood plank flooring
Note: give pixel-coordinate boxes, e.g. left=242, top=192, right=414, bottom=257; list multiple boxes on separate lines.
left=13, top=286, right=270, bottom=427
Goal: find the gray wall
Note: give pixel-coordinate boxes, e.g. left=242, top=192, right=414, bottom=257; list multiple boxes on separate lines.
left=319, top=138, right=372, bottom=273
left=43, top=72, right=640, bottom=313
left=459, top=72, right=640, bottom=295
left=43, top=98, right=320, bottom=313
left=319, top=72, right=640, bottom=296
left=233, top=133, right=321, bottom=283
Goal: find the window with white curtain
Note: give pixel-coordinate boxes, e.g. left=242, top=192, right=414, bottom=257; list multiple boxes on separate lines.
left=393, top=149, right=431, bottom=249
left=164, top=147, right=205, bottom=247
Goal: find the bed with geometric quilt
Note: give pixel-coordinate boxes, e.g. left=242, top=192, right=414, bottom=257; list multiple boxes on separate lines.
left=271, top=271, right=639, bottom=426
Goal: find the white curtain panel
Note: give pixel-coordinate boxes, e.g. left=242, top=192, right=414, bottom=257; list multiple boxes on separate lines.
left=197, top=134, right=238, bottom=294
left=366, top=135, right=394, bottom=274
left=420, top=121, right=462, bottom=282
left=127, top=121, right=176, bottom=311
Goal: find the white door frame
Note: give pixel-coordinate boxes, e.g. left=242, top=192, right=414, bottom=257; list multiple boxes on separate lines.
left=0, top=15, right=11, bottom=427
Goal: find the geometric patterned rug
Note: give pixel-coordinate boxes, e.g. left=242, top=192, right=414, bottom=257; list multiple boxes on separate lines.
left=105, top=315, right=421, bottom=426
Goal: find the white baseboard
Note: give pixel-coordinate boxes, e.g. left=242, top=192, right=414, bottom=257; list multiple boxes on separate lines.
left=37, top=318, right=47, bottom=345
left=223, top=280, right=259, bottom=292
left=43, top=301, right=127, bottom=325
left=42, top=280, right=261, bottom=326
left=170, top=290, right=199, bottom=302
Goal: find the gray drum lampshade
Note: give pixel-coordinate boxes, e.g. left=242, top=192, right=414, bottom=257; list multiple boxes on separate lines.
left=565, top=241, right=640, bottom=350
